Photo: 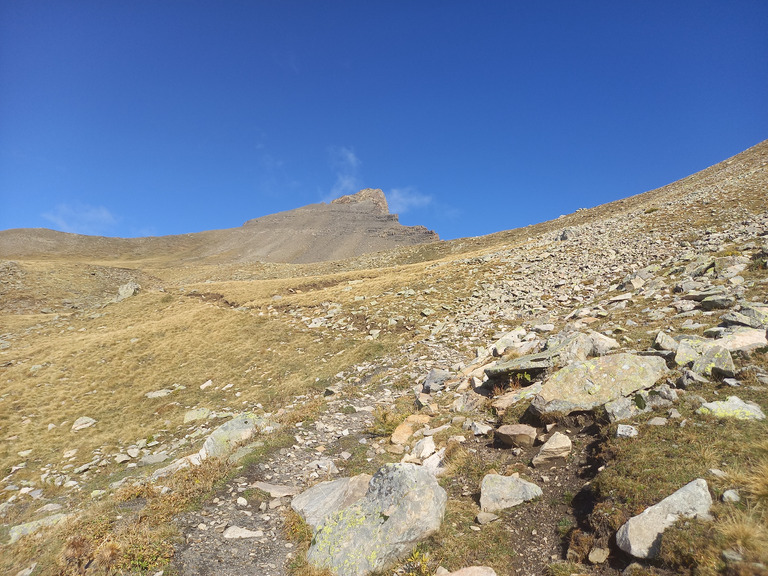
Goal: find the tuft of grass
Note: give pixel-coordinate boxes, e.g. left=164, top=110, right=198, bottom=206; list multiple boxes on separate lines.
left=283, top=509, right=334, bottom=576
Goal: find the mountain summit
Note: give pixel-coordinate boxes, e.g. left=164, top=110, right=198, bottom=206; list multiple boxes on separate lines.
left=0, top=189, right=439, bottom=265
left=330, top=188, right=390, bottom=215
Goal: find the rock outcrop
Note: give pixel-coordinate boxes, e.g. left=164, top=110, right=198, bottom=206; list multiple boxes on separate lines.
left=306, top=463, right=447, bottom=576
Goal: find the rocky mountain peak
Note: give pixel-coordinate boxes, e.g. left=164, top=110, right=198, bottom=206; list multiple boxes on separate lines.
left=330, top=188, right=390, bottom=215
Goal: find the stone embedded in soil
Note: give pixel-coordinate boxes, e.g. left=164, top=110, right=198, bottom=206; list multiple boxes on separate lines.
left=479, top=474, right=542, bottom=512
left=391, top=422, right=414, bottom=445
left=441, top=568, right=498, bottom=576
left=222, top=525, right=264, bottom=539
left=616, top=424, right=638, bottom=438
left=616, top=478, right=712, bottom=559
left=531, top=431, right=572, bottom=467
left=307, top=463, right=447, bottom=576
left=495, top=424, right=537, bottom=447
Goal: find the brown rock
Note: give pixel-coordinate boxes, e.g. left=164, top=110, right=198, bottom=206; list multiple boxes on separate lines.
left=495, top=424, right=537, bottom=448
left=390, top=423, right=414, bottom=445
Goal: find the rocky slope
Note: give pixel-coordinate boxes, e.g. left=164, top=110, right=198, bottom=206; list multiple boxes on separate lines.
left=0, top=188, right=439, bottom=265
left=0, top=140, right=767, bottom=576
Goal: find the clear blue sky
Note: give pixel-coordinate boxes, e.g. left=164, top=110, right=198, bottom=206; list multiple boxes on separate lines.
left=2, top=1, right=767, bottom=241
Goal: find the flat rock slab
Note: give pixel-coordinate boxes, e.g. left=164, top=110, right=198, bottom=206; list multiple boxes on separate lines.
left=697, top=396, right=766, bottom=420
left=479, top=474, right=542, bottom=512
left=291, top=474, right=371, bottom=531
left=223, top=526, right=264, bottom=539
left=253, top=481, right=302, bottom=498
left=616, top=478, right=712, bottom=558
left=530, top=354, right=667, bottom=415
left=71, top=416, right=96, bottom=431
left=715, top=328, right=768, bottom=352
left=442, top=568, right=498, bottom=576
left=307, top=463, right=447, bottom=576
left=495, top=424, right=537, bottom=448
left=8, top=513, right=68, bottom=545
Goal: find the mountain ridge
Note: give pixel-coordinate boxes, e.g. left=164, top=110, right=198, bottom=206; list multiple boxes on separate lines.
left=0, top=188, right=438, bottom=265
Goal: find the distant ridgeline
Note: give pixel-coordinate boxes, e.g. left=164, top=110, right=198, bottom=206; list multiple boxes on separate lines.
left=0, top=188, right=440, bottom=264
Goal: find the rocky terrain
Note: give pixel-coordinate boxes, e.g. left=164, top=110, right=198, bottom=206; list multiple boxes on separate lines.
left=0, top=140, right=767, bottom=576
left=0, top=188, right=438, bottom=265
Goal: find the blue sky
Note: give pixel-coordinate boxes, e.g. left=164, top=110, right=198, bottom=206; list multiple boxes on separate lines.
left=1, top=1, right=767, bottom=241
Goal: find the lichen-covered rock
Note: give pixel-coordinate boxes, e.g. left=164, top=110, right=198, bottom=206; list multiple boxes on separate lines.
left=479, top=474, right=542, bottom=512
left=199, top=413, right=278, bottom=459
left=616, top=479, right=712, bottom=558
left=697, top=396, right=766, bottom=420
left=8, top=513, right=68, bottom=544
left=691, top=345, right=735, bottom=378
left=292, top=474, right=372, bottom=531
left=530, top=354, right=667, bottom=415
left=307, top=463, right=446, bottom=576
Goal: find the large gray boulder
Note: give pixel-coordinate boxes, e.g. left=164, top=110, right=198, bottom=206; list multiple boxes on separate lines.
left=616, top=479, right=712, bottom=558
left=291, top=474, right=372, bottom=531
left=307, top=463, right=447, bottom=576
left=530, top=354, right=667, bottom=416
left=479, top=474, right=542, bottom=512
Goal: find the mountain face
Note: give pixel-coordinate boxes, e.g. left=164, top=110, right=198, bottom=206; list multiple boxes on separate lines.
left=0, top=188, right=439, bottom=264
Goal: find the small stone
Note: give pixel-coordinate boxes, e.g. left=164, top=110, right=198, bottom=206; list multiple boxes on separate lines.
left=223, top=525, right=264, bottom=539
left=200, top=379, right=213, bottom=390
left=470, top=421, right=493, bottom=436
left=237, top=497, right=248, bottom=506
left=71, top=417, right=96, bottom=431
left=722, top=489, right=740, bottom=503
left=476, top=511, right=500, bottom=525
left=145, top=389, right=172, bottom=399
left=616, top=424, right=638, bottom=438
left=588, top=547, right=610, bottom=564
left=647, top=417, right=667, bottom=426
left=114, top=454, right=131, bottom=464
left=391, top=422, right=414, bottom=445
